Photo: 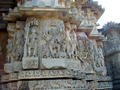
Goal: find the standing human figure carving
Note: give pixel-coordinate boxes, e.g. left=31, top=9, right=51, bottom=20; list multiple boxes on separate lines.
left=24, top=18, right=39, bottom=57
left=65, top=22, right=77, bottom=58
left=28, top=26, right=38, bottom=57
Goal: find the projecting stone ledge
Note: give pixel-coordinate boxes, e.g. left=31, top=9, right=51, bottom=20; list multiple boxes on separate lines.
left=4, top=63, right=13, bottom=74
left=28, top=79, right=86, bottom=90
left=41, top=58, right=66, bottom=69
left=1, top=70, right=87, bottom=83
left=41, top=58, right=82, bottom=71
left=22, top=57, right=39, bottom=70
left=22, top=58, right=83, bottom=71
left=1, top=73, right=18, bottom=83
left=4, top=61, right=22, bottom=74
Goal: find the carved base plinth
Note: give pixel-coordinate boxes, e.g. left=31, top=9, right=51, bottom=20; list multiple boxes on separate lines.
left=1, top=69, right=113, bottom=90
left=18, top=70, right=73, bottom=80
left=1, top=80, right=86, bottom=90
left=1, top=73, right=18, bottom=83
left=41, top=58, right=66, bottom=69
left=28, top=80, right=86, bottom=90
left=4, top=62, right=22, bottom=74
left=22, top=57, right=39, bottom=69
left=41, top=58, right=82, bottom=71
left=1, top=78, right=113, bottom=90
left=4, top=63, right=13, bottom=74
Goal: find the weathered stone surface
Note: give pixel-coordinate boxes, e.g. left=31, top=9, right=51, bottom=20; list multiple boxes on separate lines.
left=87, top=81, right=98, bottom=89
left=41, top=58, right=66, bottom=69
left=96, top=75, right=112, bottom=81
left=22, top=0, right=66, bottom=8
left=9, top=82, right=18, bottom=90
left=1, top=75, right=9, bottom=82
left=41, top=58, right=82, bottom=70
left=4, top=63, right=13, bottom=73
left=102, top=23, right=120, bottom=89
left=16, top=21, right=25, bottom=30
left=1, top=0, right=113, bottom=90
left=22, top=57, right=39, bottom=69
left=66, top=59, right=82, bottom=71
left=13, top=61, right=22, bottom=72
left=1, top=83, right=9, bottom=90
left=18, top=70, right=72, bottom=80
left=97, top=81, right=113, bottom=89
left=9, top=73, right=18, bottom=81
left=1, top=73, right=18, bottom=83
left=28, top=79, right=86, bottom=90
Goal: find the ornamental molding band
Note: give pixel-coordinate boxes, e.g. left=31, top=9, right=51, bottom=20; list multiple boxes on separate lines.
left=1, top=0, right=113, bottom=89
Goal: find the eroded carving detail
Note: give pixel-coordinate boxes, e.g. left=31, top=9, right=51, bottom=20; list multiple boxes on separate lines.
left=2, top=0, right=112, bottom=89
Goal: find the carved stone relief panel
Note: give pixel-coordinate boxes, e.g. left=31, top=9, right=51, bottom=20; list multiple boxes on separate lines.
left=15, top=21, right=25, bottom=61
left=28, top=79, right=86, bottom=89
left=24, top=17, right=39, bottom=57
left=22, top=57, right=39, bottom=69
left=76, top=32, right=94, bottom=73
left=91, top=40, right=107, bottom=76
left=6, top=22, right=25, bottom=63
left=38, top=19, right=66, bottom=58
left=7, top=23, right=16, bottom=63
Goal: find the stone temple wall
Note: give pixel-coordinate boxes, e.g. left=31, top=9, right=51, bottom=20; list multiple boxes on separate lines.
left=102, top=22, right=120, bottom=90
left=1, top=0, right=113, bottom=90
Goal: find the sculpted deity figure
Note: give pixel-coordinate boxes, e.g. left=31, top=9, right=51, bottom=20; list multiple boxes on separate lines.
left=92, top=40, right=107, bottom=75
left=76, top=32, right=89, bottom=61
left=76, top=32, right=94, bottom=73
left=38, top=19, right=66, bottom=58
left=48, top=20, right=65, bottom=58
left=24, top=18, right=39, bottom=57
left=97, top=47, right=107, bottom=75
left=65, top=22, right=77, bottom=58
left=28, top=26, right=38, bottom=57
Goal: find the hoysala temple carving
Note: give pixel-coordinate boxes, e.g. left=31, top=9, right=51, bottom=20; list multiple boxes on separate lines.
left=1, top=0, right=113, bottom=89
left=101, top=22, right=120, bottom=89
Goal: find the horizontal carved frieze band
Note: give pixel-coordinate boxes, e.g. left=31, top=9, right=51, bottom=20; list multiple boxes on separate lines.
left=1, top=70, right=112, bottom=83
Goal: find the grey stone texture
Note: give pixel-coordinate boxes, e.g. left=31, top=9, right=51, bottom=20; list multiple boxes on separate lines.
left=102, top=22, right=120, bottom=89
left=1, top=0, right=113, bottom=90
